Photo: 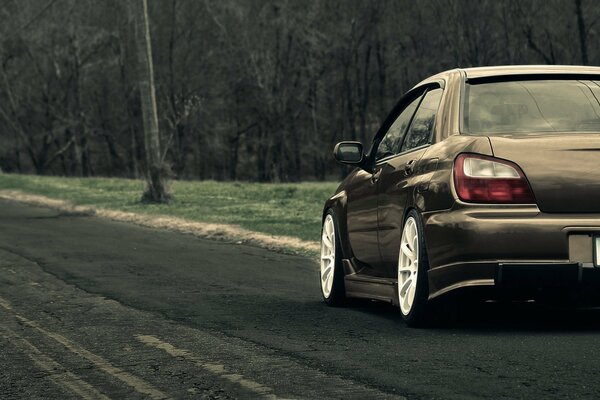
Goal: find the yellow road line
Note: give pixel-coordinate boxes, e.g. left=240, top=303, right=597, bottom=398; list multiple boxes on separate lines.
left=136, top=334, right=278, bottom=399
left=0, top=296, right=172, bottom=400
left=0, top=325, right=109, bottom=400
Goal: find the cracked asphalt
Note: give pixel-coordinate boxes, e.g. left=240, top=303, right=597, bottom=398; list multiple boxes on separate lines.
left=2, top=200, right=600, bottom=399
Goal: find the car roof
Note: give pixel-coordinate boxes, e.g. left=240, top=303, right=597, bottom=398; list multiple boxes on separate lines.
left=411, top=65, right=600, bottom=92
left=461, top=65, right=600, bottom=79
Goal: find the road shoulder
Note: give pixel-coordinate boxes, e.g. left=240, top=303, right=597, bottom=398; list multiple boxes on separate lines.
left=0, top=189, right=319, bottom=255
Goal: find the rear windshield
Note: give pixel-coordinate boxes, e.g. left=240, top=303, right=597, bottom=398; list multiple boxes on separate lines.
left=463, top=79, right=600, bottom=134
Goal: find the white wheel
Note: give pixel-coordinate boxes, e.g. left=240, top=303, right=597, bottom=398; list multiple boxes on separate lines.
left=320, top=211, right=346, bottom=305
left=398, top=216, right=419, bottom=315
left=320, top=214, right=336, bottom=298
left=397, top=210, right=434, bottom=327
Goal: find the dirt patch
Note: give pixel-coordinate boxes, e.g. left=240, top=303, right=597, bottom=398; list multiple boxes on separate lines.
left=0, top=190, right=320, bottom=255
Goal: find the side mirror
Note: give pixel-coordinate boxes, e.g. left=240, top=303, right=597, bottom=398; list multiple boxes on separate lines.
left=333, top=141, right=364, bottom=165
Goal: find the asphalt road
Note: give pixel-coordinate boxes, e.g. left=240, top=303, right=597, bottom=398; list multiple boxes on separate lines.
left=2, top=200, right=600, bottom=399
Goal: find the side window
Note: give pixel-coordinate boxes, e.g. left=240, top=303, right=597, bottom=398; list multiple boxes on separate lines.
left=376, top=95, right=421, bottom=160
left=400, top=88, right=443, bottom=153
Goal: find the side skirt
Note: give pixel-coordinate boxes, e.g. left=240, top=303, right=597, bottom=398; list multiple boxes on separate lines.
left=344, top=274, right=397, bottom=305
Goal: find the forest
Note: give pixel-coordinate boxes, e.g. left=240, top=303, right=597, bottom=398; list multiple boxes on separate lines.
left=0, top=0, right=597, bottom=182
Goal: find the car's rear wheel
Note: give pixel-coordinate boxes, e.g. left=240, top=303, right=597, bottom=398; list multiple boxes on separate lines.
left=398, top=210, right=431, bottom=326
left=320, top=211, right=346, bottom=306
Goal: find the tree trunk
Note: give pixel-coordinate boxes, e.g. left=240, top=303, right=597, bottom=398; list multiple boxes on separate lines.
left=132, top=0, right=172, bottom=203
left=575, top=0, right=588, bottom=65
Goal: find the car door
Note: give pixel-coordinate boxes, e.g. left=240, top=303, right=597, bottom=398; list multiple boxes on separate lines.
left=346, top=90, right=424, bottom=276
left=376, top=87, right=444, bottom=276
left=344, top=166, right=381, bottom=269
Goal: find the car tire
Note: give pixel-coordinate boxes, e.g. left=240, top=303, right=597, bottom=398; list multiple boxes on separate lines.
left=320, top=210, right=346, bottom=306
left=397, top=209, right=432, bottom=327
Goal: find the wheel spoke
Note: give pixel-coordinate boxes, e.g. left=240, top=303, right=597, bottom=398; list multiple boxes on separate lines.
left=402, top=290, right=411, bottom=310
left=321, top=265, right=332, bottom=281
left=407, top=282, right=415, bottom=301
left=398, top=265, right=413, bottom=273
left=325, top=220, right=334, bottom=237
left=399, top=277, right=413, bottom=297
left=325, top=273, right=333, bottom=290
left=322, top=233, right=332, bottom=248
left=400, top=242, right=413, bottom=259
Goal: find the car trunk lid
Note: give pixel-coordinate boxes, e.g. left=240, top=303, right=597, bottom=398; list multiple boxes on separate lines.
left=489, top=134, right=600, bottom=213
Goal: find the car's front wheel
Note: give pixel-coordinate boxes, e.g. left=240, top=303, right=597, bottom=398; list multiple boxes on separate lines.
left=320, top=211, right=346, bottom=306
left=398, top=210, right=431, bottom=326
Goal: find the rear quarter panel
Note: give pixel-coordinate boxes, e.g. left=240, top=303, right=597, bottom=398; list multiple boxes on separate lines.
left=416, top=135, right=494, bottom=213
left=420, top=135, right=496, bottom=270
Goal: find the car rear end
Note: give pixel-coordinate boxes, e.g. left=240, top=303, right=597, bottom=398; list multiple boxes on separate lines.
left=424, top=68, right=600, bottom=303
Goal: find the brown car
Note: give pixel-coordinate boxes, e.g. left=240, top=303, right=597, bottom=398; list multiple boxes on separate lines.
left=320, top=65, right=600, bottom=326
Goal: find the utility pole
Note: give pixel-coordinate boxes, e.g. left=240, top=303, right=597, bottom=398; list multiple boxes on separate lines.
left=133, top=0, right=172, bottom=203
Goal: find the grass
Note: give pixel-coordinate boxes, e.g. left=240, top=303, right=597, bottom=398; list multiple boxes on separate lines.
left=0, top=174, right=339, bottom=243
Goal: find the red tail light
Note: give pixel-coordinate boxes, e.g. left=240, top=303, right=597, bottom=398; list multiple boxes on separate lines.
left=453, top=154, right=536, bottom=204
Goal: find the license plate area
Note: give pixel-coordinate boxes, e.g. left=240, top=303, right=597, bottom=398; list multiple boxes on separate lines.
left=499, top=264, right=580, bottom=289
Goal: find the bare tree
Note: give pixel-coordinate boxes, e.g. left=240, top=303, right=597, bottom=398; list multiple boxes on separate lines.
left=2, top=0, right=600, bottom=182
left=132, top=0, right=171, bottom=203
left=575, top=0, right=589, bottom=64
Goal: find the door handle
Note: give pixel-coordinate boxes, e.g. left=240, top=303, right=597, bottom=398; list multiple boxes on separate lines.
left=404, top=160, right=417, bottom=176
left=371, top=169, right=382, bottom=183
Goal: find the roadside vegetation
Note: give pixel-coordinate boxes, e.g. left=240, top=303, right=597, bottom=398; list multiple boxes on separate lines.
left=2, top=1, right=593, bottom=184
left=0, top=174, right=338, bottom=243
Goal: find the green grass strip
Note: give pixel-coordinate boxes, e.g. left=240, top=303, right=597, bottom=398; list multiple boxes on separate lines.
left=0, top=174, right=338, bottom=243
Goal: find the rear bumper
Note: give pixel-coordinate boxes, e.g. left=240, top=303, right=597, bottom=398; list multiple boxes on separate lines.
left=426, top=261, right=600, bottom=301
left=423, top=201, right=600, bottom=300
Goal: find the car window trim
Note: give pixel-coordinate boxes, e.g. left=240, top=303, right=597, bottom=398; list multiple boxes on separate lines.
left=397, top=87, right=444, bottom=154
left=366, top=81, right=443, bottom=169
left=368, top=86, right=428, bottom=163
left=395, top=89, right=429, bottom=155
left=373, top=91, right=426, bottom=163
